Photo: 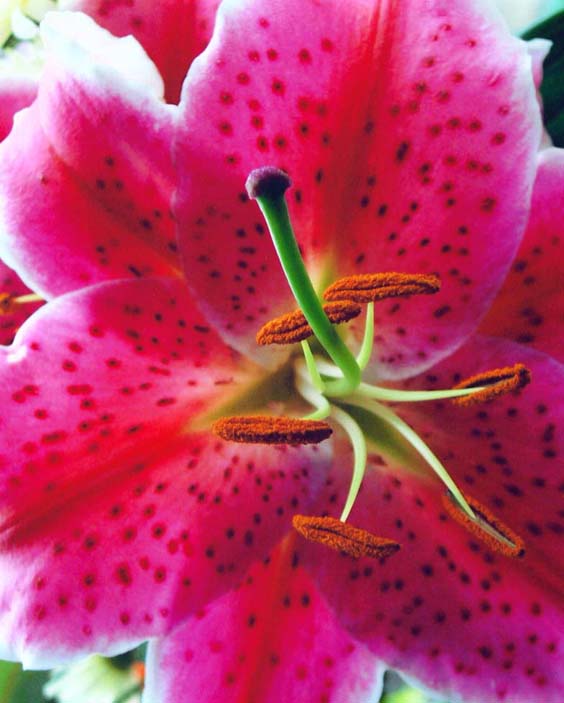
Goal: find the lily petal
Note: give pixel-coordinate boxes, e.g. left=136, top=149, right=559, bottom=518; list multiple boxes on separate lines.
left=0, top=277, right=330, bottom=666
left=62, top=0, right=220, bottom=103
left=0, top=12, right=180, bottom=298
left=302, top=429, right=563, bottom=701
left=176, top=0, right=541, bottom=373
left=480, top=147, right=564, bottom=362
left=145, top=537, right=384, bottom=703
left=302, top=335, right=564, bottom=702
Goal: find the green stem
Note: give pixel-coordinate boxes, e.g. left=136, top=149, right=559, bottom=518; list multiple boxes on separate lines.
left=255, top=193, right=361, bottom=393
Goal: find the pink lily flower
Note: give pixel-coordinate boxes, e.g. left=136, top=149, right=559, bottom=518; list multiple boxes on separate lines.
left=0, top=2, right=561, bottom=703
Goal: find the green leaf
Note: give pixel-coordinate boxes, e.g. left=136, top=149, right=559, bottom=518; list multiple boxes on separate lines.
left=0, top=661, right=50, bottom=703
left=523, top=9, right=564, bottom=146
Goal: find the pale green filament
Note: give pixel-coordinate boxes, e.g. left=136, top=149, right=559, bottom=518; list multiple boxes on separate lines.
left=356, top=302, right=375, bottom=370
left=355, top=383, right=486, bottom=403
left=330, top=405, right=367, bottom=522
left=295, top=361, right=330, bottom=421
left=254, top=191, right=361, bottom=394
left=296, top=358, right=366, bottom=522
left=351, top=395, right=475, bottom=519
left=300, top=340, right=325, bottom=392
left=310, top=356, right=487, bottom=404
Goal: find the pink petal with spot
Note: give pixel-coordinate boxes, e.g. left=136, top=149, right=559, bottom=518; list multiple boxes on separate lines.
left=0, top=74, right=36, bottom=142
left=176, top=0, right=541, bottom=374
left=0, top=277, right=330, bottom=665
left=145, top=538, right=384, bottom=703
left=0, top=12, right=180, bottom=299
left=397, top=335, right=564, bottom=590
left=299, top=334, right=564, bottom=701
left=480, top=147, right=564, bottom=362
left=63, top=0, right=220, bottom=103
left=0, top=260, right=43, bottom=345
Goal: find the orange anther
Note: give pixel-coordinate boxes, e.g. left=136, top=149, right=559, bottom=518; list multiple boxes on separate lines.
left=256, top=300, right=361, bottom=345
left=452, top=363, right=531, bottom=406
left=292, top=514, right=400, bottom=559
left=0, top=293, right=15, bottom=315
left=323, top=272, right=441, bottom=303
left=442, top=492, right=525, bottom=558
left=212, top=415, right=332, bottom=445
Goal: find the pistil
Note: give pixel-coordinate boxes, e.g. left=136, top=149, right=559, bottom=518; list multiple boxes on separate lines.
left=246, top=167, right=361, bottom=395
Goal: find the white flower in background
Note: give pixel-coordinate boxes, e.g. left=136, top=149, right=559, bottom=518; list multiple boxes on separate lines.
left=43, top=655, right=143, bottom=703
left=0, top=37, right=44, bottom=79
left=1, top=0, right=57, bottom=45
left=495, top=0, right=564, bottom=31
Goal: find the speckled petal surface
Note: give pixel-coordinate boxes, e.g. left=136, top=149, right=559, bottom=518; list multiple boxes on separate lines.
left=62, top=0, right=220, bottom=103
left=176, top=0, right=541, bottom=374
left=302, top=336, right=563, bottom=703
left=480, top=147, right=564, bottom=363
left=0, top=12, right=180, bottom=299
left=144, top=537, right=384, bottom=703
left=397, top=336, right=564, bottom=591
left=0, top=277, right=330, bottom=666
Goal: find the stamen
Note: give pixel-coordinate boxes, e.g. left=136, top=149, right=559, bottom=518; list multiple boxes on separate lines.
left=256, top=301, right=361, bottom=345
left=300, top=340, right=325, bottom=393
left=211, top=415, right=332, bottom=445
left=293, top=515, right=400, bottom=559
left=350, top=395, right=475, bottom=519
left=0, top=292, right=43, bottom=315
left=356, top=301, right=375, bottom=370
left=324, top=272, right=441, bottom=303
left=330, top=405, right=367, bottom=522
left=442, top=492, right=525, bottom=558
left=452, top=363, right=531, bottom=406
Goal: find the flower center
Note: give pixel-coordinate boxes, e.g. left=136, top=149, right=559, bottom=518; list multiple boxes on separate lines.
left=213, top=166, right=530, bottom=561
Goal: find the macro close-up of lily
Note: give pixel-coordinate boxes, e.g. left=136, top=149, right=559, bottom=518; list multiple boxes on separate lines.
left=0, top=0, right=562, bottom=702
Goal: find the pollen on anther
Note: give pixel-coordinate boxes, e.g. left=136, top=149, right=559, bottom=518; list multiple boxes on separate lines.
left=442, top=492, right=525, bottom=558
left=323, top=272, right=441, bottom=303
left=212, top=416, right=332, bottom=445
left=292, top=515, right=400, bottom=559
left=256, top=301, right=361, bottom=345
left=452, top=363, right=531, bottom=405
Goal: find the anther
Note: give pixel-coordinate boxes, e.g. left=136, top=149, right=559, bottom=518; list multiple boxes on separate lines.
left=442, top=492, right=525, bottom=558
left=0, top=293, right=15, bottom=315
left=212, top=415, right=332, bottom=445
left=0, top=292, right=43, bottom=315
left=452, top=363, right=531, bottom=406
left=292, top=515, right=400, bottom=559
left=323, top=272, right=441, bottom=303
left=246, top=166, right=291, bottom=200
left=256, top=301, right=361, bottom=345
